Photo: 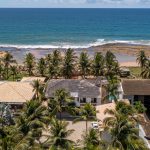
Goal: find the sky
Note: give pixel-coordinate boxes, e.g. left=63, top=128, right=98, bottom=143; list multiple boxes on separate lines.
left=0, top=0, right=150, bottom=8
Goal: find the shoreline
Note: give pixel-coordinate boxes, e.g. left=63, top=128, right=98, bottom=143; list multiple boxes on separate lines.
left=0, top=42, right=148, bottom=67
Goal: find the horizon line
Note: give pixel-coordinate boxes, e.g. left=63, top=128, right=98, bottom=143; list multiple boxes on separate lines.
left=0, top=7, right=150, bottom=9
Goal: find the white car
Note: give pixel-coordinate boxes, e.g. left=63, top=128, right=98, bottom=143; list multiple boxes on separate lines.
left=91, top=122, right=99, bottom=129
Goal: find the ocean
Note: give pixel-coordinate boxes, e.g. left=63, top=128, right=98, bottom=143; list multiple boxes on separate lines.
left=0, top=8, right=150, bottom=49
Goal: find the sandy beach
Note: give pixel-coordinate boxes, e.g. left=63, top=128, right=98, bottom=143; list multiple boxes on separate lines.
left=0, top=43, right=148, bottom=67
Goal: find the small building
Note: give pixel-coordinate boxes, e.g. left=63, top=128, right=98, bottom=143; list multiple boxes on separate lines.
left=121, top=79, right=150, bottom=109
left=45, top=79, right=102, bottom=106
left=0, top=81, right=34, bottom=107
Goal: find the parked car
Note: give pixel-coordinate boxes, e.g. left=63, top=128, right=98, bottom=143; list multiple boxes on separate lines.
left=91, top=122, right=99, bottom=129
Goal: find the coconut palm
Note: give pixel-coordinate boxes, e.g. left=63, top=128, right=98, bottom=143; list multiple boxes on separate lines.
left=141, top=60, right=150, bottom=79
left=137, top=50, right=147, bottom=69
left=103, top=108, right=148, bottom=150
left=48, top=89, right=73, bottom=120
left=74, top=103, right=96, bottom=135
left=16, top=100, right=50, bottom=147
left=43, top=118, right=74, bottom=150
left=48, top=50, right=61, bottom=78
left=62, top=48, right=76, bottom=79
left=32, top=79, right=44, bottom=100
left=104, top=76, right=120, bottom=102
left=24, top=53, right=35, bottom=76
left=137, top=51, right=148, bottom=78
left=105, top=51, right=120, bottom=77
left=92, top=52, right=104, bottom=77
left=10, top=65, right=18, bottom=81
left=37, top=57, right=46, bottom=77
left=81, top=128, right=104, bottom=150
left=79, top=52, right=91, bottom=78
left=2, top=52, right=16, bottom=79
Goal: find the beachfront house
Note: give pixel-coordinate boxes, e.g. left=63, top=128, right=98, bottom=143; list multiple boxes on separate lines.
left=0, top=77, right=46, bottom=108
left=45, top=79, right=102, bottom=107
left=0, top=81, right=34, bottom=108
left=121, top=79, right=150, bottom=110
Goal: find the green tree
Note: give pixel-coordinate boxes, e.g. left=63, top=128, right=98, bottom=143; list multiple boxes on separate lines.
left=48, top=89, right=73, bottom=120
left=137, top=51, right=147, bottom=78
left=2, top=52, right=16, bottom=79
left=24, top=53, right=35, bottom=76
left=48, top=50, right=61, bottom=78
left=81, top=128, right=104, bottom=150
left=105, top=51, right=120, bottom=77
left=43, top=118, right=74, bottom=150
left=62, top=48, right=76, bottom=79
left=104, top=76, right=120, bottom=102
left=141, top=60, right=150, bottom=79
left=37, top=57, right=46, bottom=77
left=0, top=60, right=4, bottom=79
left=10, top=65, right=18, bottom=81
left=79, top=52, right=90, bottom=78
left=137, top=51, right=147, bottom=67
left=74, top=103, right=96, bottom=135
left=15, top=100, right=50, bottom=148
left=92, top=52, right=104, bottom=77
left=32, top=79, right=44, bottom=100
left=103, top=108, right=148, bottom=150
left=134, top=101, right=147, bottom=114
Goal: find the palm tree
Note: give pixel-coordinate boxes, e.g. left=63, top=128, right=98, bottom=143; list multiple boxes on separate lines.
left=141, top=60, right=150, bottom=79
left=16, top=100, right=50, bottom=147
left=24, top=53, right=35, bottom=76
left=2, top=52, right=16, bottom=79
left=104, top=76, right=120, bottom=102
left=137, top=51, right=148, bottom=78
left=10, top=65, right=18, bottom=81
left=0, top=60, right=4, bottom=80
left=92, top=52, right=104, bottom=77
left=105, top=51, right=120, bottom=77
left=43, top=118, right=74, bottom=150
left=103, top=108, right=148, bottom=150
left=48, top=50, right=61, bottom=78
left=62, top=48, right=76, bottom=79
left=137, top=50, right=147, bottom=68
left=74, top=103, right=96, bottom=135
left=37, top=57, right=46, bottom=77
left=48, top=89, right=73, bottom=120
left=32, top=79, right=44, bottom=100
left=79, top=52, right=91, bottom=78
left=81, top=128, right=104, bottom=150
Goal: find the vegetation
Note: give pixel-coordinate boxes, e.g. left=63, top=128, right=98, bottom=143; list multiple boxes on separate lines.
left=74, top=103, right=97, bottom=134
left=79, top=52, right=91, bottom=78
left=134, top=101, right=147, bottom=113
left=24, top=53, right=36, bottom=76
left=103, top=101, right=148, bottom=150
left=137, top=50, right=150, bottom=79
left=0, top=50, right=149, bottom=149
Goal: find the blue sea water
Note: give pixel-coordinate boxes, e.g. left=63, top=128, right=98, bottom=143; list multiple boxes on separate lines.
left=0, top=8, right=150, bottom=48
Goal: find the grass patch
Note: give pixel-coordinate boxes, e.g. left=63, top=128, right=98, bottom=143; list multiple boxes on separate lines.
left=128, top=67, right=141, bottom=78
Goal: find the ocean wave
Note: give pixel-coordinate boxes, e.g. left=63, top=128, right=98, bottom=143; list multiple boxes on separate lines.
left=0, top=39, right=150, bottom=49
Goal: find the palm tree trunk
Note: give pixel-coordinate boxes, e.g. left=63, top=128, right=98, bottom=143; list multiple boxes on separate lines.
left=86, top=120, right=88, bottom=135
left=6, top=67, right=8, bottom=79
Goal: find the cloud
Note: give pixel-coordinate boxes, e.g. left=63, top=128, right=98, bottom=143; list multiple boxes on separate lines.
left=1, top=0, right=150, bottom=8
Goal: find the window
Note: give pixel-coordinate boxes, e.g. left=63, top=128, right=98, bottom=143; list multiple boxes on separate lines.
left=91, top=98, right=97, bottom=103
left=80, top=98, right=86, bottom=103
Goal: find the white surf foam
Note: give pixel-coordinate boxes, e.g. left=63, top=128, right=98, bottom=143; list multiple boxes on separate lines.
left=0, top=39, right=150, bottom=49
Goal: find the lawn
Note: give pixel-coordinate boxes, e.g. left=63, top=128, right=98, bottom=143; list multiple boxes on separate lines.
left=128, top=67, right=141, bottom=78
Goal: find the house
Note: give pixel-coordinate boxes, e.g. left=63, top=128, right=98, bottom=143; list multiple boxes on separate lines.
left=121, top=79, right=150, bottom=109
left=45, top=79, right=102, bottom=106
left=0, top=81, right=34, bottom=107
